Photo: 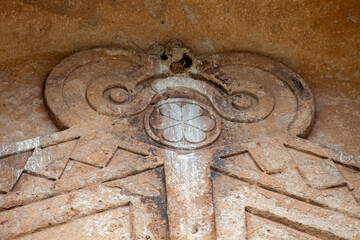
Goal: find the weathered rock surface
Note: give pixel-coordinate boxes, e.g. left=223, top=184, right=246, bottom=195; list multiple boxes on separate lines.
left=0, top=21, right=359, bottom=238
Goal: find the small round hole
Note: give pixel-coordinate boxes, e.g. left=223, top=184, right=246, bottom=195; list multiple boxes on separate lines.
left=182, top=54, right=192, bottom=68
left=161, top=54, right=168, bottom=61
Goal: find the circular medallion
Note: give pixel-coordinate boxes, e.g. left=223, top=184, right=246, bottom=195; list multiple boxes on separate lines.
left=145, top=98, right=221, bottom=150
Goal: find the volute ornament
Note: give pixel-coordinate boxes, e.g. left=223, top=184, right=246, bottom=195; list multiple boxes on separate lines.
left=0, top=40, right=359, bottom=240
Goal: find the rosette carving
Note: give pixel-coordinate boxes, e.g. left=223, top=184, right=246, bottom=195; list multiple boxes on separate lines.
left=145, top=99, right=221, bottom=150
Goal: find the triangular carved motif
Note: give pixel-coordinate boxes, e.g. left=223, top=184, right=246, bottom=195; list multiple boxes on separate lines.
left=0, top=39, right=359, bottom=239
left=245, top=212, right=321, bottom=240
left=24, top=139, right=78, bottom=179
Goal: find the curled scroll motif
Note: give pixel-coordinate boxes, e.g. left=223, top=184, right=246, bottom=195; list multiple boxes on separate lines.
left=86, top=76, right=155, bottom=118
left=44, top=49, right=159, bottom=128
left=199, top=53, right=315, bottom=137
left=45, top=47, right=314, bottom=139
left=86, top=75, right=274, bottom=123
left=150, top=77, right=274, bottom=123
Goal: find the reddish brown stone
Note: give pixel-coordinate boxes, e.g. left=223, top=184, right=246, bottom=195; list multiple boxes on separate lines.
left=0, top=40, right=359, bottom=239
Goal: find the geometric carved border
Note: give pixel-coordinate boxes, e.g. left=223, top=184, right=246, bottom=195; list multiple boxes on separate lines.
left=213, top=172, right=360, bottom=240
left=0, top=168, right=168, bottom=240
left=1, top=41, right=360, bottom=239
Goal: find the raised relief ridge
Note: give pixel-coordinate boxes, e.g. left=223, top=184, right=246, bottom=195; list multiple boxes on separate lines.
left=0, top=39, right=359, bottom=239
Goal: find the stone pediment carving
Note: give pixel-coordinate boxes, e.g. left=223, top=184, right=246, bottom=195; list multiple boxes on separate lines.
left=0, top=40, right=360, bottom=239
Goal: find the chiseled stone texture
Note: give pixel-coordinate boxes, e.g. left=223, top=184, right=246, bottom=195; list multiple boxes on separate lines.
left=0, top=2, right=359, bottom=239
left=0, top=0, right=359, bottom=155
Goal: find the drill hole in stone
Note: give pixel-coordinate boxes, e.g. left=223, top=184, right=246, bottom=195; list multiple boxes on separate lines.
left=170, top=54, right=193, bottom=74
left=161, top=53, right=168, bottom=61
left=192, top=223, right=201, bottom=234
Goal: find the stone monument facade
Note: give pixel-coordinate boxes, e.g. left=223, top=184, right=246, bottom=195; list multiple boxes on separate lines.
left=0, top=40, right=359, bottom=239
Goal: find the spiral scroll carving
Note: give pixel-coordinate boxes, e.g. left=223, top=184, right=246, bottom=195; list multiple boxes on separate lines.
left=44, top=46, right=314, bottom=141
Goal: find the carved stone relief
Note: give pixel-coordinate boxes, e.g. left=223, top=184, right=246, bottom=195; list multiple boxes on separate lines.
left=0, top=39, right=359, bottom=239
